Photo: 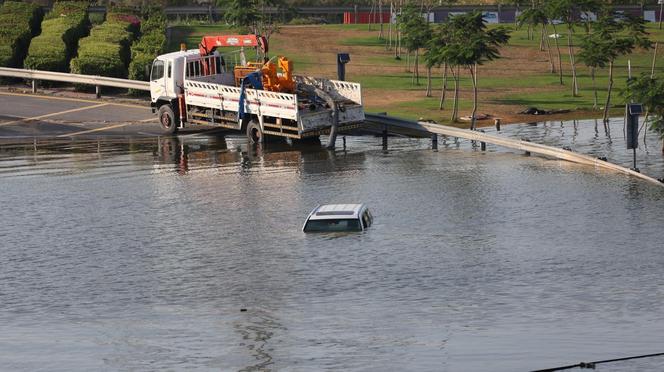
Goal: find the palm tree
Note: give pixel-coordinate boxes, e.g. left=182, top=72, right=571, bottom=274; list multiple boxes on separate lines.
left=582, top=12, right=651, bottom=123
left=548, top=0, right=600, bottom=97
left=398, top=3, right=431, bottom=86
left=441, top=12, right=511, bottom=129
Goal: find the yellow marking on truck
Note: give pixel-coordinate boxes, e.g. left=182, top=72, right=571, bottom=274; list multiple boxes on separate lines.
left=0, top=92, right=147, bottom=109
left=0, top=103, right=109, bottom=127
left=57, top=122, right=132, bottom=137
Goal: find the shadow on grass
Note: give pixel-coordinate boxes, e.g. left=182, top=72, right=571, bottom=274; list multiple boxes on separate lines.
left=490, top=97, right=584, bottom=107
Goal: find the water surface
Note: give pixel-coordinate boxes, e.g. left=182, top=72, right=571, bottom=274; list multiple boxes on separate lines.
left=1, top=126, right=664, bottom=371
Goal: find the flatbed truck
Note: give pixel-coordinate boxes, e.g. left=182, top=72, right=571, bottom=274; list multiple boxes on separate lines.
left=149, top=34, right=364, bottom=145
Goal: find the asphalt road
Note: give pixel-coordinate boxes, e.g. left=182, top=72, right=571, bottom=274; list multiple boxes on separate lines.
left=0, top=92, right=211, bottom=141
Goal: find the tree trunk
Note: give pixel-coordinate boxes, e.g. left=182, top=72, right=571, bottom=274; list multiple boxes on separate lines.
left=591, top=68, right=597, bottom=110
left=387, top=2, right=392, bottom=50
left=451, top=66, right=459, bottom=122
left=603, top=61, right=614, bottom=124
left=552, top=23, right=563, bottom=84
left=544, top=24, right=555, bottom=73
left=470, top=64, right=478, bottom=131
left=368, top=1, right=374, bottom=31
left=567, top=25, right=579, bottom=96
left=379, top=0, right=384, bottom=39
left=426, top=65, right=432, bottom=97
left=415, top=49, right=420, bottom=85
left=652, top=42, right=659, bottom=78
left=407, top=51, right=411, bottom=72
left=439, top=63, right=448, bottom=110
left=539, top=24, right=545, bottom=51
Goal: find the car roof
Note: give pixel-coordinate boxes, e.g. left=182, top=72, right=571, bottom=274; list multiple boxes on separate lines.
left=308, top=204, right=366, bottom=220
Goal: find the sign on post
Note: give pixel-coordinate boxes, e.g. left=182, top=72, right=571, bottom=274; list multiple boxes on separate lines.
left=626, top=104, right=642, bottom=150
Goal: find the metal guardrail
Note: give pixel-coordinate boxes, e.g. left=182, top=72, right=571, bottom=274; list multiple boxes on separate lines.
left=0, top=67, right=150, bottom=92
left=365, top=113, right=664, bottom=188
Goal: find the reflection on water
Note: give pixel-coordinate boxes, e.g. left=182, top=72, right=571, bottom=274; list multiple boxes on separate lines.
left=1, top=127, right=664, bottom=372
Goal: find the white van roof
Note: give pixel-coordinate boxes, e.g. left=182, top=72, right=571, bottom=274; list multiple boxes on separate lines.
left=308, top=204, right=365, bottom=220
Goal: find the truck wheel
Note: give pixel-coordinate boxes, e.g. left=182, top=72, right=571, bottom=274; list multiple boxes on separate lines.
left=246, top=120, right=263, bottom=144
left=158, top=104, right=179, bottom=135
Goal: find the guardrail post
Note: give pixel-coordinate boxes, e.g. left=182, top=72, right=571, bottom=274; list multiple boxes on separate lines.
left=480, top=129, right=486, bottom=151
left=382, top=124, right=388, bottom=151
left=95, top=85, right=101, bottom=99
left=31, top=80, right=37, bottom=94
left=431, top=134, right=438, bottom=151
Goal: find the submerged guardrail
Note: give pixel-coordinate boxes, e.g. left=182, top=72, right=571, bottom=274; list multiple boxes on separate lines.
left=365, top=113, right=664, bottom=188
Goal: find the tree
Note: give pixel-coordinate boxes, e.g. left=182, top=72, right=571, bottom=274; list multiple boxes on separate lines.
left=440, top=12, right=510, bottom=129
left=517, top=4, right=555, bottom=74
left=624, top=74, right=664, bottom=153
left=223, top=0, right=259, bottom=27
left=578, top=33, right=608, bottom=110
left=580, top=12, right=651, bottom=123
left=547, top=0, right=600, bottom=96
left=424, top=22, right=450, bottom=105
left=398, top=3, right=431, bottom=86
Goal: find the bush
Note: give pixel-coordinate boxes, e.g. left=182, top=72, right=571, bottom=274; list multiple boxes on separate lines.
left=70, top=14, right=136, bottom=78
left=128, top=12, right=167, bottom=82
left=24, top=2, right=88, bottom=72
left=0, top=2, right=44, bottom=67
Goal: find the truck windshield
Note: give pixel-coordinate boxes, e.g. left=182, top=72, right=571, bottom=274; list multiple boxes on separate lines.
left=304, top=219, right=362, bottom=232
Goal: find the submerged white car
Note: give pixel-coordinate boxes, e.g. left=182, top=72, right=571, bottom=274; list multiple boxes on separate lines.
left=303, top=204, right=373, bottom=233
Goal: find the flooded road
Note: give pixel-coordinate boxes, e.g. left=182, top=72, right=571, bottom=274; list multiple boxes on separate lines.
left=1, top=123, right=664, bottom=371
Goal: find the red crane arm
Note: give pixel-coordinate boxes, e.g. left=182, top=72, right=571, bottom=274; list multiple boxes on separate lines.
left=198, top=35, right=268, bottom=56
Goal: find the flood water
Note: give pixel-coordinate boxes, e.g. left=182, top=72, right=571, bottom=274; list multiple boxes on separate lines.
left=2, top=120, right=664, bottom=371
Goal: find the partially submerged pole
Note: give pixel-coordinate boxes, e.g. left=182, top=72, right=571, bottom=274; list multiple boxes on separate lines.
left=382, top=124, right=388, bottom=150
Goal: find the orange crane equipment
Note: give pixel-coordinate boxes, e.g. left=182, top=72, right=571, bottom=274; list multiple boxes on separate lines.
left=198, top=35, right=268, bottom=56
left=261, top=56, right=295, bottom=93
left=198, top=35, right=268, bottom=76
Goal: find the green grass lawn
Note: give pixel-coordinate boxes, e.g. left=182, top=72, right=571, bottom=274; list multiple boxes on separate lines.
left=167, top=22, right=664, bottom=124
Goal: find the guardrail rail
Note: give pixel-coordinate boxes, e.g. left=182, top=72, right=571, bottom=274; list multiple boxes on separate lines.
left=0, top=67, right=150, bottom=97
left=365, top=113, right=664, bottom=188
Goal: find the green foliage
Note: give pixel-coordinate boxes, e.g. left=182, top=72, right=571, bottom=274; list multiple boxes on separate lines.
left=546, top=0, right=601, bottom=28
left=624, top=74, right=664, bottom=138
left=440, top=12, right=511, bottom=68
left=70, top=14, right=136, bottom=78
left=224, top=0, right=259, bottom=26
left=24, top=2, right=88, bottom=72
left=129, top=12, right=167, bottom=81
left=398, top=4, right=432, bottom=53
left=516, top=6, right=547, bottom=30
left=0, top=2, right=44, bottom=67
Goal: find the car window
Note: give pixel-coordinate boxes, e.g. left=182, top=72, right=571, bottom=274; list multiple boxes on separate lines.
left=304, top=219, right=362, bottom=232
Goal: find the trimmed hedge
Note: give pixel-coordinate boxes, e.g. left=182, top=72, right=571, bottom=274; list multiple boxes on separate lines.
left=129, top=12, right=167, bottom=82
left=24, top=2, right=88, bottom=72
left=70, top=13, right=137, bottom=78
left=0, top=2, right=44, bottom=67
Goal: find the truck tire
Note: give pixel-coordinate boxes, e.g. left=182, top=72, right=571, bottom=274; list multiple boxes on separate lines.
left=246, top=120, right=263, bottom=144
left=158, top=104, right=179, bottom=135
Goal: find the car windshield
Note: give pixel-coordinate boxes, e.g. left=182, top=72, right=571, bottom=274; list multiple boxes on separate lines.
left=304, top=219, right=362, bottom=232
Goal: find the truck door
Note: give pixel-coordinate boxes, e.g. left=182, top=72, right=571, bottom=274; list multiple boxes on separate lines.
left=150, top=59, right=166, bottom=101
